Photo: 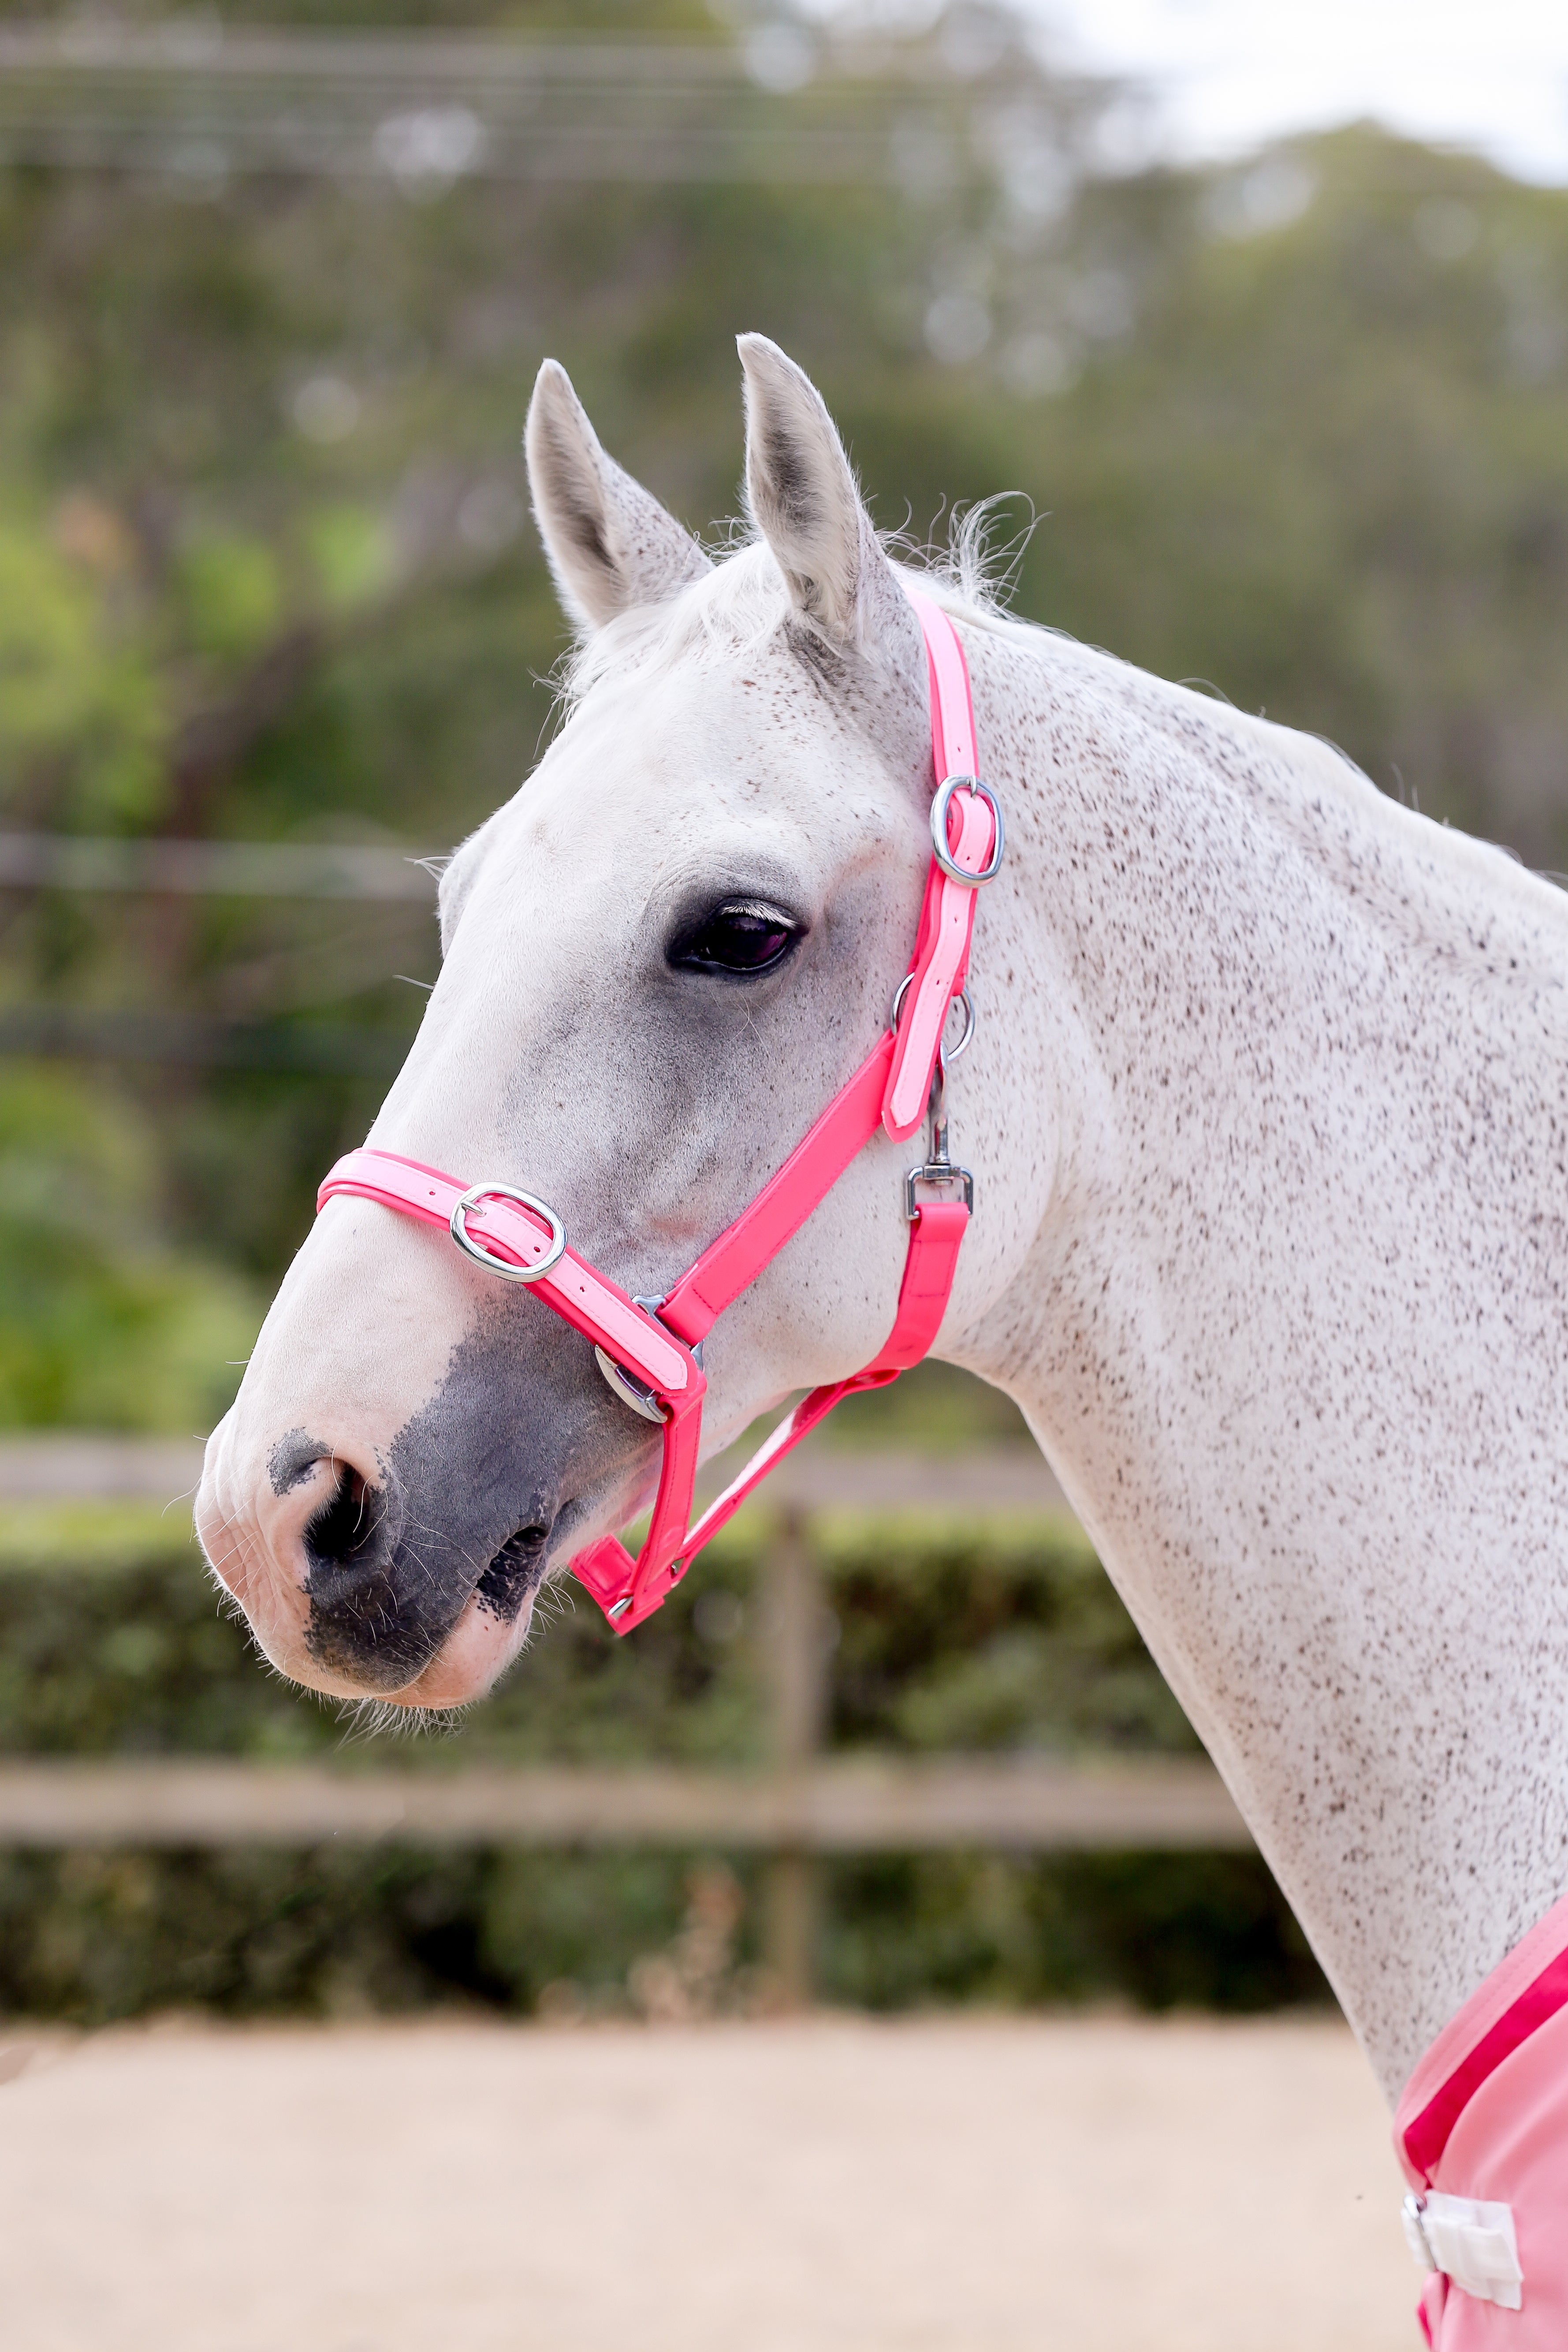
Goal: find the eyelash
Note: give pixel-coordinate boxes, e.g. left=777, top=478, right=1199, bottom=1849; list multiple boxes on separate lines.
left=669, top=902, right=803, bottom=977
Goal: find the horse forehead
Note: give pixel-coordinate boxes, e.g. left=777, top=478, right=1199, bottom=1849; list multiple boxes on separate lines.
left=493, top=658, right=892, bottom=883
left=566, top=653, right=863, bottom=798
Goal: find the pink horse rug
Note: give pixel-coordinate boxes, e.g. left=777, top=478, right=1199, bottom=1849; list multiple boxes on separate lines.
left=1397, top=1887, right=1568, bottom=2344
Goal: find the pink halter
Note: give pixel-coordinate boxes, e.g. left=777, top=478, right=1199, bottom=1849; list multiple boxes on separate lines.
left=316, top=584, right=1001, bottom=1632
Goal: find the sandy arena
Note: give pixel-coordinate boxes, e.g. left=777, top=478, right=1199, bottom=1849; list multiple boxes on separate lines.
left=1, top=2013, right=1418, bottom=2352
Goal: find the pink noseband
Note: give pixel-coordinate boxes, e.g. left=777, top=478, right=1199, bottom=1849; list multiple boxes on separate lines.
left=317, top=583, right=1001, bottom=1632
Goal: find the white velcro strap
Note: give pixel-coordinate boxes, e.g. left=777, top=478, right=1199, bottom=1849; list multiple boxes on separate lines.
left=1402, top=2191, right=1523, bottom=2310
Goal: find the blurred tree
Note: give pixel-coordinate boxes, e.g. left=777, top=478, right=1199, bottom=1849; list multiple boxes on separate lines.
left=0, top=0, right=1564, bottom=1418
left=0, top=1065, right=255, bottom=1428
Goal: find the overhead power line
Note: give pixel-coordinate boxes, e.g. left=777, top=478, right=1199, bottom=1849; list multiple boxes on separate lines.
left=0, top=834, right=439, bottom=901
left=0, top=1006, right=409, bottom=1077
left=0, top=839, right=435, bottom=1071
left=0, top=21, right=1083, bottom=193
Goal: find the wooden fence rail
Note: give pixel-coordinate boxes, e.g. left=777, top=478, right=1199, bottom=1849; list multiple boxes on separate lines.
left=0, top=1756, right=1251, bottom=1853
left=0, top=1440, right=1255, bottom=2001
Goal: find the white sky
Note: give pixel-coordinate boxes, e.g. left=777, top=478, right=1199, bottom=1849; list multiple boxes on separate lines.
left=1022, top=0, right=1568, bottom=182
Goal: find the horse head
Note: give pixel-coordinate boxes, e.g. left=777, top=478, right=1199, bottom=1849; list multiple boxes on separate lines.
left=195, top=338, right=1032, bottom=1707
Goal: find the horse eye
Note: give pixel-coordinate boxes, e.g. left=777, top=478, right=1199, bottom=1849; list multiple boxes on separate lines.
left=670, top=902, right=802, bottom=977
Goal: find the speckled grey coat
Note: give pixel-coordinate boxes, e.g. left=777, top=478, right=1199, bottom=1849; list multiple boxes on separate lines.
left=199, top=336, right=1568, bottom=2111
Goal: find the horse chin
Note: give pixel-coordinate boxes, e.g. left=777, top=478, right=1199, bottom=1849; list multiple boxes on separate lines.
left=198, top=1485, right=535, bottom=1711
left=227, top=1559, right=531, bottom=1712
left=371, top=1588, right=536, bottom=1712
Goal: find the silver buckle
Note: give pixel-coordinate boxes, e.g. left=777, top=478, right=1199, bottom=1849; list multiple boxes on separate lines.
left=888, top=976, right=976, bottom=1063
left=904, top=1057, right=974, bottom=1221
left=449, top=1183, right=567, bottom=1283
left=594, top=1348, right=669, bottom=1424
left=905, top=1162, right=975, bottom=1221
left=931, top=775, right=1004, bottom=885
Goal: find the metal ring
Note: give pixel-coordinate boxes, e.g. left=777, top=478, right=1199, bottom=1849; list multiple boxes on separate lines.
left=889, top=976, right=975, bottom=1065
left=449, top=1183, right=567, bottom=1284
left=593, top=1346, right=670, bottom=1424
left=931, top=776, right=1005, bottom=885
left=594, top=1295, right=678, bottom=1424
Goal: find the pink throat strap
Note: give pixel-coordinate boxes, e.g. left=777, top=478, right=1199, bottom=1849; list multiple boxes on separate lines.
left=316, top=583, right=1000, bottom=1632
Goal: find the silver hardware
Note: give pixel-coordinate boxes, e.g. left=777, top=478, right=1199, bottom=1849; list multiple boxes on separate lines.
left=928, top=1047, right=950, bottom=1133
left=1401, top=2196, right=1435, bottom=2273
left=593, top=1295, right=680, bottom=1424
left=594, top=1346, right=669, bottom=1424
left=930, top=775, right=1004, bottom=885
left=449, top=1183, right=567, bottom=1283
left=903, top=1051, right=975, bottom=1221
left=888, top=977, right=976, bottom=1063
left=607, top=1596, right=634, bottom=1621
left=904, top=1161, right=975, bottom=1220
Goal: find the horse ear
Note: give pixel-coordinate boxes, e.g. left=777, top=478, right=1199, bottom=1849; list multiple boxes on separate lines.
left=525, top=360, right=712, bottom=631
left=737, top=333, right=915, bottom=660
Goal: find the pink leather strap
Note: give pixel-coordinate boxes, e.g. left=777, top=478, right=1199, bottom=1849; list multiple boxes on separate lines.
left=906, top=581, right=978, bottom=777
left=883, top=584, right=996, bottom=1142
left=670, top=1195, right=971, bottom=1564
left=317, top=1150, right=695, bottom=1395
left=661, top=1033, right=894, bottom=1345
left=318, top=1148, right=709, bottom=1634
left=569, top=1386, right=705, bottom=1632
left=868, top=1198, right=971, bottom=1373
left=883, top=793, right=995, bottom=1141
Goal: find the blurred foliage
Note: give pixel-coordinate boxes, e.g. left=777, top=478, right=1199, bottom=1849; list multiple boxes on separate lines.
left=0, top=509, right=164, bottom=826
left=0, top=0, right=1557, bottom=2021
left=0, top=1508, right=1321, bottom=2021
left=0, top=1507, right=1185, bottom=1761
left=0, top=1845, right=1320, bottom=2024
left=0, top=1067, right=256, bottom=1429
left=0, top=4, right=1564, bottom=1423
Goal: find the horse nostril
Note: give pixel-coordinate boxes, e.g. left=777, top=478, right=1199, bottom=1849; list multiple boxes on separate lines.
left=475, top=1517, right=554, bottom=1623
left=305, top=1467, right=386, bottom=1569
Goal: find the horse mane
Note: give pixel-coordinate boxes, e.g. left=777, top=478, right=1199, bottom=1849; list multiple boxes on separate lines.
left=551, top=499, right=1568, bottom=982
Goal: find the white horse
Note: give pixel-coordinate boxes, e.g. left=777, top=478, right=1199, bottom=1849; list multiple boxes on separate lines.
left=198, top=335, right=1568, bottom=2133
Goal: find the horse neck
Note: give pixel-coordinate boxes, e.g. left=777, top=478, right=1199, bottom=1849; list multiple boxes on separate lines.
left=965, top=621, right=1568, bottom=2102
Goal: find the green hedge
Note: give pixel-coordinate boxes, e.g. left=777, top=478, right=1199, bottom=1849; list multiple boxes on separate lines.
left=0, top=1504, right=1194, bottom=1763
left=0, top=1507, right=1326, bottom=2022
left=0, top=1847, right=1320, bottom=2025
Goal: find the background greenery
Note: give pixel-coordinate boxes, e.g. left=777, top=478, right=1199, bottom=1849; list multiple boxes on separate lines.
left=0, top=1505, right=1320, bottom=2021
left=3, top=0, right=1566, bottom=1421
left=0, top=0, right=1563, bottom=2017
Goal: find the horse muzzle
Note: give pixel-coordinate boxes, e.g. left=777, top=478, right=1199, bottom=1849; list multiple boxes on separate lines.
left=197, top=1426, right=559, bottom=1706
